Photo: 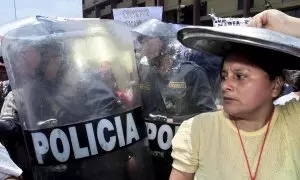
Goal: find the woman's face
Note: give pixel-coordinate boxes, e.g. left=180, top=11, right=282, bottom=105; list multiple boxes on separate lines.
left=221, top=52, right=282, bottom=117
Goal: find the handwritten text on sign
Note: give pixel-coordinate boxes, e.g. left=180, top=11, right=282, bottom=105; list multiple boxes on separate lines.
left=113, top=7, right=163, bottom=27
left=210, top=14, right=252, bottom=27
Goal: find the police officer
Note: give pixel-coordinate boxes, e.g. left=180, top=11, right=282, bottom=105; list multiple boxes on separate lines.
left=188, top=50, right=223, bottom=108
left=136, top=36, right=216, bottom=180
left=0, top=40, right=70, bottom=180
left=138, top=37, right=216, bottom=122
left=137, top=36, right=166, bottom=118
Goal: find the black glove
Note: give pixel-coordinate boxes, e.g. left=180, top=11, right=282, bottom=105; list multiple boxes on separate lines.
left=0, top=118, right=23, bottom=142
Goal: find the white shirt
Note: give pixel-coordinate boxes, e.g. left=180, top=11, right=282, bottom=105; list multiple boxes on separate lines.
left=274, top=92, right=300, bottom=105
left=0, top=143, right=22, bottom=180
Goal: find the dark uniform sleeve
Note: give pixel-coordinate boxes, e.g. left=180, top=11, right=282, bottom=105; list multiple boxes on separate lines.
left=187, top=66, right=216, bottom=113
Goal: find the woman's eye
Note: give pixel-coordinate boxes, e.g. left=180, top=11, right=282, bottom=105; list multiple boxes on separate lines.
left=236, top=74, right=246, bottom=80
left=221, top=75, right=227, bottom=80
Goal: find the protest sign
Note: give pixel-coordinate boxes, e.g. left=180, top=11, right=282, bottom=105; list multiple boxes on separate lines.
left=209, top=13, right=252, bottom=27
left=113, top=6, right=163, bottom=27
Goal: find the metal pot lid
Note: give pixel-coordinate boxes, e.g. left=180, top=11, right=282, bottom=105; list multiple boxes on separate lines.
left=177, top=26, right=300, bottom=59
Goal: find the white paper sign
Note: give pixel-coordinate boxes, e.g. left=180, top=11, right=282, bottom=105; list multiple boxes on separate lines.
left=210, top=14, right=252, bottom=27
left=113, top=6, right=163, bottom=27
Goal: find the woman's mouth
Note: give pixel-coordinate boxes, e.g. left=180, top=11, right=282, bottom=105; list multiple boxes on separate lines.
left=223, top=97, right=236, bottom=103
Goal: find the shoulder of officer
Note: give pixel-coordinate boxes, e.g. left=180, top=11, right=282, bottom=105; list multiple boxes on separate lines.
left=179, top=61, right=204, bottom=71
left=180, top=61, right=197, bottom=66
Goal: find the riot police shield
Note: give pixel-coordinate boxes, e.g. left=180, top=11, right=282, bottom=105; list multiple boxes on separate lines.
left=2, top=16, right=154, bottom=180
left=132, top=20, right=221, bottom=180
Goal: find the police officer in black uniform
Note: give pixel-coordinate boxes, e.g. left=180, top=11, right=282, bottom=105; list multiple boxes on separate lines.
left=138, top=37, right=216, bottom=122
left=136, top=35, right=216, bottom=180
left=188, top=50, right=223, bottom=107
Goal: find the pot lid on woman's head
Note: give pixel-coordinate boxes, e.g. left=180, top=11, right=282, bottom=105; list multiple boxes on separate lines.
left=177, top=26, right=300, bottom=69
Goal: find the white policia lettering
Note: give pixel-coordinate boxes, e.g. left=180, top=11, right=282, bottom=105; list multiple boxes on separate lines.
left=145, top=122, right=179, bottom=151
left=31, top=112, right=140, bottom=164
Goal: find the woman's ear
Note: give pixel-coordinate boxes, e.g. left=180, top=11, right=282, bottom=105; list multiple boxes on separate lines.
left=272, top=76, right=284, bottom=98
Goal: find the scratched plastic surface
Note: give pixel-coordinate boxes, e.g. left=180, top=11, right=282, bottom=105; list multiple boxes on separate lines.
left=133, top=19, right=222, bottom=123
left=1, top=16, right=154, bottom=180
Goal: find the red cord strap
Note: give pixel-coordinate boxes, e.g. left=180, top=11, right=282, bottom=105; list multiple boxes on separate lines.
left=235, top=108, right=274, bottom=180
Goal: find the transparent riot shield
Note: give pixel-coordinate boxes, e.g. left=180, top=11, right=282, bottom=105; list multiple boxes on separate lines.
left=132, top=19, right=222, bottom=180
left=2, top=16, right=154, bottom=180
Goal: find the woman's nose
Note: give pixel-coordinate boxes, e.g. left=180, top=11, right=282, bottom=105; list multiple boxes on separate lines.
left=221, top=78, right=234, bottom=92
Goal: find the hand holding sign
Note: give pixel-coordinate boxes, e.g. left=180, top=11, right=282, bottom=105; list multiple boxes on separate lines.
left=248, top=9, right=287, bottom=29
left=248, top=9, right=300, bottom=39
